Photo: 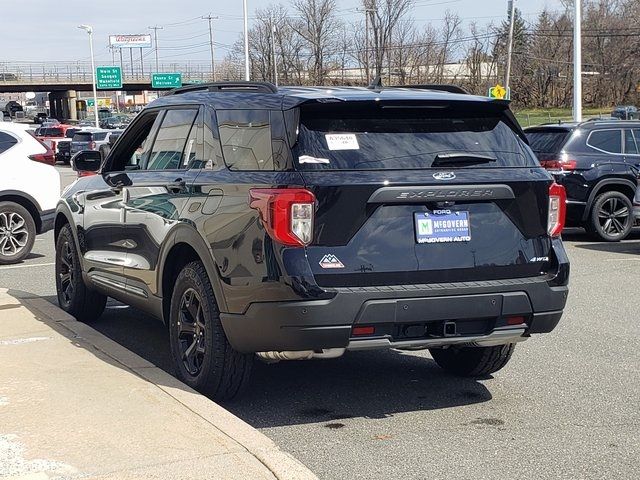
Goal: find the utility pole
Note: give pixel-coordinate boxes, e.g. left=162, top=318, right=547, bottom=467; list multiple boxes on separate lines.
left=149, top=25, right=163, bottom=72
left=203, top=15, right=219, bottom=81
left=573, top=0, right=582, bottom=122
left=243, top=0, right=250, bottom=80
left=504, top=0, right=516, bottom=91
left=360, top=7, right=375, bottom=82
left=270, top=15, right=278, bottom=86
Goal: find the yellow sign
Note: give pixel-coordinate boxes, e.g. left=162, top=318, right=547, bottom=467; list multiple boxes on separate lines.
left=489, top=84, right=509, bottom=100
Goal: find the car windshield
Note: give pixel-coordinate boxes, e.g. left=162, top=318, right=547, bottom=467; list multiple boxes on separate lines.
left=293, top=103, right=537, bottom=170
left=525, top=129, right=571, bottom=155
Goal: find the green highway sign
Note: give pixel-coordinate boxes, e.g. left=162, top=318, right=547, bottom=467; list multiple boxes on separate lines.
left=96, top=66, right=122, bottom=89
left=152, top=73, right=182, bottom=89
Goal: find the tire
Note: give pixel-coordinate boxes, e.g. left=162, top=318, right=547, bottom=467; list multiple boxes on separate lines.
left=429, top=343, right=516, bottom=377
left=55, top=224, right=107, bottom=322
left=587, top=191, right=633, bottom=242
left=0, top=201, right=36, bottom=265
left=168, top=261, right=253, bottom=400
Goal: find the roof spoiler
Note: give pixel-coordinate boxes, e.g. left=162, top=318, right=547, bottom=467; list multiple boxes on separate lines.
left=366, top=78, right=470, bottom=95
left=166, top=81, right=278, bottom=95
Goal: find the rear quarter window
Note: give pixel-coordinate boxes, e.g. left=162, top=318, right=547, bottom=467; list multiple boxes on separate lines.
left=217, top=110, right=274, bottom=171
left=587, top=129, right=622, bottom=154
left=0, top=131, right=18, bottom=154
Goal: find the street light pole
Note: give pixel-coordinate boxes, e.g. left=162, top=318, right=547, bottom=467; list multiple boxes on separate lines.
left=504, top=0, right=516, bottom=91
left=573, top=0, right=582, bottom=122
left=78, top=24, right=99, bottom=128
left=243, top=0, right=250, bottom=80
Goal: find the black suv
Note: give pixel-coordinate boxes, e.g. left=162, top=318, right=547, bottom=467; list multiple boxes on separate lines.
left=54, top=82, right=570, bottom=399
left=525, top=121, right=640, bottom=241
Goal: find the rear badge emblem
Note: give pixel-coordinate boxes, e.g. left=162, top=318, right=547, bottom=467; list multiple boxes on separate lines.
left=432, top=172, right=456, bottom=181
left=319, top=254, right=345, bottom=269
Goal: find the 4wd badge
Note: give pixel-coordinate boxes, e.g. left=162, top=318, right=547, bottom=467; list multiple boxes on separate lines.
left=319, top=254, right=345, bottom=269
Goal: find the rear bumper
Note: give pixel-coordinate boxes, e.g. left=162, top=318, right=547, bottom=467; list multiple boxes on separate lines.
left=39, top=209, right=55, bottom=234
left=220, top=276, right=568, bottom=354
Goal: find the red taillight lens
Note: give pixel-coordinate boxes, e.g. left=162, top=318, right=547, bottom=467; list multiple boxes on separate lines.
left=89, top=141, right=96, bottom=150
left=28, top=149, right=56, bottom=166
left=78, top=170, right=97, bottom=178
left=540, top=159, right=577, bottom=171
left=249, top=188, right=315, bottom=246
left=548, top=182, right=566, bottom=237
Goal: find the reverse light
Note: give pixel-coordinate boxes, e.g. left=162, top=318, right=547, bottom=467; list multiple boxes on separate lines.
left=249, top=188, right=315, bottom=246
left=88, top=141, right=97, bottom=150
left=548, top=182, right=567, bottom=237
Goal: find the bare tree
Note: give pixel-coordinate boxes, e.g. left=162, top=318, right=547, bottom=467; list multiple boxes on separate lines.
left=291, top=0, right=341, bottom=84
left=362, top=0, right=412, bottom=82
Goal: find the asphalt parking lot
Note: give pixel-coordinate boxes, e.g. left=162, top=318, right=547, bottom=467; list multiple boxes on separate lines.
left=2, top=165, right=638, bottom=479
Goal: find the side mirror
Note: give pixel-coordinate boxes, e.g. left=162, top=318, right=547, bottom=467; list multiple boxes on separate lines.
left=71, top=150, right=102, bottom=173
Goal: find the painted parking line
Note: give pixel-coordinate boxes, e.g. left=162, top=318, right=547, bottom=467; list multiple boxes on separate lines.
left=0, top=262, right=55, bottom=270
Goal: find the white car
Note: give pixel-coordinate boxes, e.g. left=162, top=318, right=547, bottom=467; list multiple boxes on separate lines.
left=0, top=122, right=61, bottom=264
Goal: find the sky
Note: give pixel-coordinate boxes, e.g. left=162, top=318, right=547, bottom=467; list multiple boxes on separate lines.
left=0, top=0, right=565, bottom=66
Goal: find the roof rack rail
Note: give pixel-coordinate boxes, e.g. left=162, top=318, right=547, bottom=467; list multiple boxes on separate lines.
left=166, top=81, right=278, bottom=95
left=392, top=84, right=470, bottom=94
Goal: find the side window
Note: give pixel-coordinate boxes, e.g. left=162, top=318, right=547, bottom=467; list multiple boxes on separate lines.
left=217, top=110, right=273, bottom=171
left=587, top=129, right=622, bottom=154
left=627, top=129, right=640, bottom=155
left=0, top=132, right=18, bottom=154
left=146, top=109, right=199, bottom=171
left=106, top=111, right=163, bottom=172
left=202, top=109, right=224, bottom=170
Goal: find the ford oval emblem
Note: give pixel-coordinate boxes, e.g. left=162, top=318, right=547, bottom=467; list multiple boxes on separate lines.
left=432, top=171, right=456, bottom=181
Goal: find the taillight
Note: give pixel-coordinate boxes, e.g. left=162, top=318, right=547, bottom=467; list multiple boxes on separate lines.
left=28, top=148, right=56, bottom=166
left=548, top=183, right=567, bottom=237
left=540, top=158, right=577, bottom=171
left=89, top=141, right=96, bottom=150
left=249, top=188, right=315, bottom=246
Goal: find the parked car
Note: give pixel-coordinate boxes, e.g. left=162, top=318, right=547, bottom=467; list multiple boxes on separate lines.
left=55, top=128, right=83, bottom=164
left=0, top=122, right=60, bottom=264
left=611, top=105, right=638, bottom=120
left=33, top=112, right=49, bottom=124
left=54, top=82, right=569, bottom=400
left=100, top=114, right=132, bottom=129
left=525, top=120, right=640, bottom=241
left=35, top=124, right=78, bottom=161
left=70, top=129, right=123, bottom=161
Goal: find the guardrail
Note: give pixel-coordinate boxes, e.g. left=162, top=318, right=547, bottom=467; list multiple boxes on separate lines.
left=0, top=62, right=214, bottom=85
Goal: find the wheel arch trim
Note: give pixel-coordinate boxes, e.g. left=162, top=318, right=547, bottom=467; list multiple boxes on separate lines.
left=157, top=223, right=229, bottom=314
left=582, top=178, right=636, bottom=222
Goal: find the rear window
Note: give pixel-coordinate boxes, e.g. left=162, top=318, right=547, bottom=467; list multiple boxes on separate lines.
left=525, top=129, right=571, bottom=155
left=293, top=104, right=537, bottom=170
left=65, top=128, right=81, bottom=138
left=93, top=132, right=108, bottom=141
left=39, top=127, right=64, bottom=137
left=73, top=132, right=93, bottom=142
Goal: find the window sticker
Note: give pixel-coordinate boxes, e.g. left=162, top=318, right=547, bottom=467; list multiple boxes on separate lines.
left=299, top=155, right=330, bottom=164
left=325, top=133, right=359, bottom=151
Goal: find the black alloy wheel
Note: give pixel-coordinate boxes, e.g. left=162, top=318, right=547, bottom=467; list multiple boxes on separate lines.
left=177, top=288, right=207, bottom=376
left=589, top=191, right=633, bottom=242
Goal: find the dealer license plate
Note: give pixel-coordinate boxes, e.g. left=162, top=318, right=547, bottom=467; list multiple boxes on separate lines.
left=414, top=210, right=471, bottom=244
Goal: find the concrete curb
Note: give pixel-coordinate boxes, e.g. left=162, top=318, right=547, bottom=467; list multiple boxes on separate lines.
left=2, top=289, right=317, bottom=480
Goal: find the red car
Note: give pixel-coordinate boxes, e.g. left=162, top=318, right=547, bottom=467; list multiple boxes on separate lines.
left=35, top=124, right=81, bottom=163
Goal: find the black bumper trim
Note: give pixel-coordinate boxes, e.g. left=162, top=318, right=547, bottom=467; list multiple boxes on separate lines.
left=219, top=280, right=569, bottom=353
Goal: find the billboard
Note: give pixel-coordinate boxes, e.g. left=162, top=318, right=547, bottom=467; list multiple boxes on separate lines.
left=109, top=34, right=152, bottom=48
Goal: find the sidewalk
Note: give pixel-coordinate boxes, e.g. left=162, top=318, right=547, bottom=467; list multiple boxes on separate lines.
left=0, top=289, right=317, bottom=480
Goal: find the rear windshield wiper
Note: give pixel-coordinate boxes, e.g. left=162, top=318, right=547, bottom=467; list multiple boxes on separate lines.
left=432, top=152, right=497, bottom=167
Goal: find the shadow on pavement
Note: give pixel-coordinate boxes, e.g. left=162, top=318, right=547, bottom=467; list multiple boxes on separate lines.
left=68, top=299, right=493, bottom=428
